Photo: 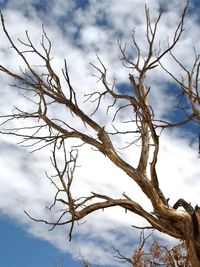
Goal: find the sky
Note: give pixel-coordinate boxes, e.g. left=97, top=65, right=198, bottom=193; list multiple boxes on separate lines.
left=0, top=0, right=199, bottom=267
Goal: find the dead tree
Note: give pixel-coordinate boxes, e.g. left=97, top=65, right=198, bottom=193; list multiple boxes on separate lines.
left=0, top=1, right=200, bottom=266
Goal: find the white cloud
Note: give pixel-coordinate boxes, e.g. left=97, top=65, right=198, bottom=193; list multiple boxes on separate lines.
left=0, top=0, right=200, bottom=266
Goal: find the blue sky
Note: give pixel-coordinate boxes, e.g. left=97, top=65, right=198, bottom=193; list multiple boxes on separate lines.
left=0, top=215, right=80, bottom=267
left=0, top=0, right=200, bottom=267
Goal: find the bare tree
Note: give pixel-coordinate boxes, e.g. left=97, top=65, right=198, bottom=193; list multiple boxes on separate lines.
left=0, top=1, right=200, bottom=266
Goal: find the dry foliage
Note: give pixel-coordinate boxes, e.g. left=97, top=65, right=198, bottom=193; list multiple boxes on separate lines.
left=115, top=230, right=192, bottom=267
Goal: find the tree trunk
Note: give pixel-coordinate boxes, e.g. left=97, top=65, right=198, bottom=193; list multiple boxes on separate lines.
left=187, top=208, right=200, bottom=266
left=166, top=201, right=200, bottom=266
left=187, top=239, right=200, bottom=266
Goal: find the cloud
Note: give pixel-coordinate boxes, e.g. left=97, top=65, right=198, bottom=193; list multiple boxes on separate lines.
left=0, top=0, right=199, bottom=266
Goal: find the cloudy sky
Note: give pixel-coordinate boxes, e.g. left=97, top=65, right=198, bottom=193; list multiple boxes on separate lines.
left=0, top=0, right=200, bottom=266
